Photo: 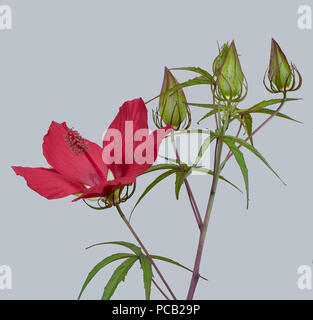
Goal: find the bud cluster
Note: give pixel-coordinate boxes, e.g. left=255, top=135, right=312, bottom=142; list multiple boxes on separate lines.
left=152, top=39, right=302, bottom=133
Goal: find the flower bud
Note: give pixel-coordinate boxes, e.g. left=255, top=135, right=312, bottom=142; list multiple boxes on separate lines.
left=157, top=67, right=190, bottom=129
left=268, top=39, right=292, bottom=90
left=214, top=41, right=246, bottom=102
left=212, top=43, right=228, bottom=76
left=265, top=39, right=302, bottom=93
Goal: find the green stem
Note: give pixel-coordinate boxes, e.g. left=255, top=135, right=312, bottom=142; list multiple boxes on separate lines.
left=186, top=103, right=231, bottom=300
left=115, top=204, right=177, bottom=300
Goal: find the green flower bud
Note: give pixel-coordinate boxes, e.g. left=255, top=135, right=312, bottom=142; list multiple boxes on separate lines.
left=158, top=67, right=189, bottom=129
left=264, top=39, right=302, bottom=94
left=212, top=43, right=228, bottom=76
left=215, top=41, right=246, bottom=101
left=268, top=39, right=292, bottom=91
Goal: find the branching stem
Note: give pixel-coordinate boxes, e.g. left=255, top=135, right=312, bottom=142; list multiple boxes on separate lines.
left=220, top=92, right=287, bottom=170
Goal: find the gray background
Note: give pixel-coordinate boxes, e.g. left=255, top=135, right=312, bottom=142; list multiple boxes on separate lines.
left=1, top=0, right=312, bottom=300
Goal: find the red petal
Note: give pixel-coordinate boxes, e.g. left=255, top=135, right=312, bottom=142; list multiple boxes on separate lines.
left=72, top=175, right=136, bottom=201
left=102, top=98, right=150, bottom=178
left=103, top=98, right=148, bottom=144
left=123, top=124, right=173, bottom=177
left=12, top=166, right=84, bottom=200
left=43, top=121, right=107, bottom=186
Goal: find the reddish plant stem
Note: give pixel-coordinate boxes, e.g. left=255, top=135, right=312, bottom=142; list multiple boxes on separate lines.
left=212, top=91, right=219, bottom=130
left=187, top=93, right=287, bottom=299
left=170, top=133, right=203, bottom=229
left=186, top=104, right=231, bottom=300
left=185, top=180, right=202, bottom=229
left=152, top=278, right=170, bottom=300
left=115, top=204, right=177, bottom=300
left=186, top=138, right=223, bottom=299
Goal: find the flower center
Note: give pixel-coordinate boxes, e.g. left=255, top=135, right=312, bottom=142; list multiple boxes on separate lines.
left=65, top=125, right=106, bottom=181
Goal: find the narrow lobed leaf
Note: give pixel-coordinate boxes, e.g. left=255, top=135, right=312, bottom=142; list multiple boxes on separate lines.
left=192, top=167, right=242, bottom=193
left=193, top=135, right=216, bottom=166
left=86, top=241, right=142, bottom=256
left=243, top=113, right=254, bottom=146
left=238, top=98, right=300, bottom=113
left=131, top=170, right=177, bottom=214
left=250, top=109, right=301, bottom=123
left=222, top=137, right=250, bottom=208
left=140, top=255, right=153, bottom=300
left=78, top=253, right=135, bottom=299
left=145, top=76, right=212, bottom=105
left=175, top=172, right=184, bottom=200
left=102, top=256, right=138, bottom=300
left=150, top=255, right=207, bottom=281
left=140, top=164, right=180, bottom=175
left=170, top=67, right=214, bottom=82
left=223, top=135, right=286, bottom=185
left=187, top=102, right=224, bottom=109
left=197, top=110, right=216, bottom=124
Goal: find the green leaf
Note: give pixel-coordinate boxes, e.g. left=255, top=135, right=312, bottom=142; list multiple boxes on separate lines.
left=223, top=135, right=286, bottom=185
left=250, top=108, right=301, bottom=123
left=197, top=110, right=216, bottom=124
left=78, top=253, right=135, bottom=299
left=231, top=114, right=246, bottom=127
left=150, top=255, right=207, bottom=281
left=140, top=164, right=180, bottom=175
left=87, top=241, right=142, bottom=256
left=238, top=98, right=299, bottom=113
left=132, top=170, right=177, bottom=213
left=170, top=67, right=214, bottom=82
left=158, top=155, right=182, bottom=165
left=175, top=172, right=184, bottom=200
left=193, top=135, right=216, bottom=166
left=243, top=113, right=253, bottom=146
left=164, top=76, right=212, bottom=99
left=222, top=137, right=249, bottom=208
left=187, top=102, right=224, bottom=109
left=102, top=256, right=138, bottom=300
left=174, top=168, right=192, bottom=200
left=140, top=255, right=153, bottom=300
left=145, top=76, right=212, bottom=104
left=192, top=167, right=242, bottom=193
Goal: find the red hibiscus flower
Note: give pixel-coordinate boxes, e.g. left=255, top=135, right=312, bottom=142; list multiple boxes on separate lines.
left=12, top=98, right=172, bottom=203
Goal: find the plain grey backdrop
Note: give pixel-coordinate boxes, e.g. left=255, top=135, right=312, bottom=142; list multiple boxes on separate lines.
left=1, top=0, right=313, bottom=300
